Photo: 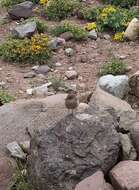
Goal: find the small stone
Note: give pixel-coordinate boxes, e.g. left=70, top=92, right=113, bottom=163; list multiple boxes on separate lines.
left=88, top=30, right=98, bottom=40
left=68, top=67, right=73, bottom=71
left=26, top=88, right=33, bottom=95
left=103, top=34, right=111, bottom=40
left=35, top=65, right=51, bottom=75
left=0, top=68, right=2, bottom=71
left=55, top=62, right=62, bottom=67
left=80, top=55, right=88, bottom=63
left=50, top=37, right=66, bottom=50
left=60, top=32, right=73, bottom=41
left=7, top=141, right=26, bottom=159
left=65, top=70, right=78, bottom=79
left=32, top=65, right=39, bottom=70
left=24, top=71, right=36, bottom=78
left=0, top=81, right=6, bottom=87
left=65, top=48, right=74, bottom=56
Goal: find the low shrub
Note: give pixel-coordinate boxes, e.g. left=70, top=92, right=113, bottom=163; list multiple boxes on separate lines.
left=0, top=90, right=15, bottom=105
left=0, top=0, right=24, bottom=7
left=50, top=77, right=66, bottom=92
left=97, top=5, right=130, bottom=32
left=100, top=58, right=128, bottom=75
left=102, top=0, right=136, bottom=8
left=45, top=0, right=80, bottom=20
left=50, top=21, right=87, bottom=40
left=0, top=34, right=51, bottom=64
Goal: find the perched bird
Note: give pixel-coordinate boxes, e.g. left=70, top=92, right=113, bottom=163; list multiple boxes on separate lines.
left=65, top=90, right=78, bottom=115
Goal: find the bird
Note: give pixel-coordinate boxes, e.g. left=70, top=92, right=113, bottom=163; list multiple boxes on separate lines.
left=65, top=90, right=78, bottom=115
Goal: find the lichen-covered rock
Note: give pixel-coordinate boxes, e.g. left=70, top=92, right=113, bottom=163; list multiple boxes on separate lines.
left=28, top=105, right=120, bottom=190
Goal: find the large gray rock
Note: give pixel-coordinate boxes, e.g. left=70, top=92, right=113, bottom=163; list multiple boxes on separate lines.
left=90, top=87, right=137, bottom=132
left=0, top=94, right=67, bottom=156
left=12, top=21, right=37, bottom=38
left=8, top=1, right=33, bottom=20
left=98, top=74, right=129, bottom=99
left=28, top=105, right=120, bottom=190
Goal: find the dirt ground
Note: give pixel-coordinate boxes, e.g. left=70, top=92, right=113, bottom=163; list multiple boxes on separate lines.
left=0, top=6, right=139, bottom=104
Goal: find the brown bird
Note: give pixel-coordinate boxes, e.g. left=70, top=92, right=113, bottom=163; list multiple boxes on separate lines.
left=65, top=90, right=78, bottom=115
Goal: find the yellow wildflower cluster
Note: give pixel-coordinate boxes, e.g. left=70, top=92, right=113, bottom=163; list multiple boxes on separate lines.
left=99, top=5, right=117, bottom=21
left=31, top=33, right=49, bottom=54
left=113, top=32, right=125, bottom=42
left=40, top=0, right=48, bottom=5
left=85, top=22, right=97, bottom=31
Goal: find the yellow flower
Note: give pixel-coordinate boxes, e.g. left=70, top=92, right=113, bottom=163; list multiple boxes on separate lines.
left=85, top=22, right=97, bottom=31
left=40, top=0, right=48, bottom=5
left=113, top=32, right=125, bottom=42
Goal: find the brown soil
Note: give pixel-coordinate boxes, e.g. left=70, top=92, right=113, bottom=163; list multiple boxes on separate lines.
left=0, top=6, right=139, bottom=104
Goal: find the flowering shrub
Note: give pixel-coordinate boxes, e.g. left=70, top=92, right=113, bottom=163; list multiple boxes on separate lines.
left=113, top=32, right=125, bottom=42
left=51, top=21, right=87, bottom=40
left=0, top=34, right=51, bottom=64
left=45, top=0, right=80, bottom=20
left=40, top=0, right=48, bottom=5
left=85, top=22, right=97, bottom=31
left=97, top=5, right=130, bottom=32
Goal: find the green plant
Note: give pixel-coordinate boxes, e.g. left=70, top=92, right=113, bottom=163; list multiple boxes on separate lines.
left=50, top=77, right=66, bottom=91
left=78, top=6, right=102, bottom=21
left=50, top=21, right=87, bottom=40
left=0, top=0, right=24, bottom=7
left=24, top=17, right=48, bottom=33
left=100, top=58, right=128, bottom=75
left=97, top=5, right=130, bottom=32
left=0, top=34, right=51, bottom=64
left=10, top=161, right=32, bottom=190
left=45, top=0, right=80, bottom=20
left=0, top=90, right=15, bottom=105
left=102, top=0, right=136, bottom=8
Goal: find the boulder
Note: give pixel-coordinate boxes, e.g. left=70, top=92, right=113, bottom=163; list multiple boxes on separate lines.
left=124, top=18, right=139, bottom=41
left=74, top=170, right=111, bottom=190
left=0, top=157, right=16, bottom=190
left=28, top=105, right=120, bottom=190
left=130, top=122, right=139, bottom=155
left=110, top=161, right=139, bottom=190
left=12, top=21, right=37, bottom=38
left=0, top=94, right=67, bottom=155
left=98, top=74, right=129, bottom=99
left=8, top=1, right=33, bottom=20
left=119, top=133, right=137, bottom=160
left=90, top=87, right=137, bottom=132
left=129, top=70, right=139, bottom=98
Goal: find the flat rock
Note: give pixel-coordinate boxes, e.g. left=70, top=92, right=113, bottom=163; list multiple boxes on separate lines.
left=35, top=65, right=51, bottom=75
left=98, top=74, right=129, bottom=99
left=60, top=32, right=73, bottom=41
left=75, top=171, right=109, bottom=190
left=8, top=1, right=33, bottom=19
left=12, top=21, right=37, bottom=38
left=0, top=157, right=16, bottom=190
left=24, top=71, right=36, bottom=78
left=110, top=161, right=139, bottom=190
left=0, top=94, right=67, bottom=156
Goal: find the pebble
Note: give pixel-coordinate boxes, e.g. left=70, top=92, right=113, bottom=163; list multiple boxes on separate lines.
left=55, top=62, right=62, bottom=67
left=65, top=70, right=78, bottom=79
left=65, top=48, right=74, bottom=57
